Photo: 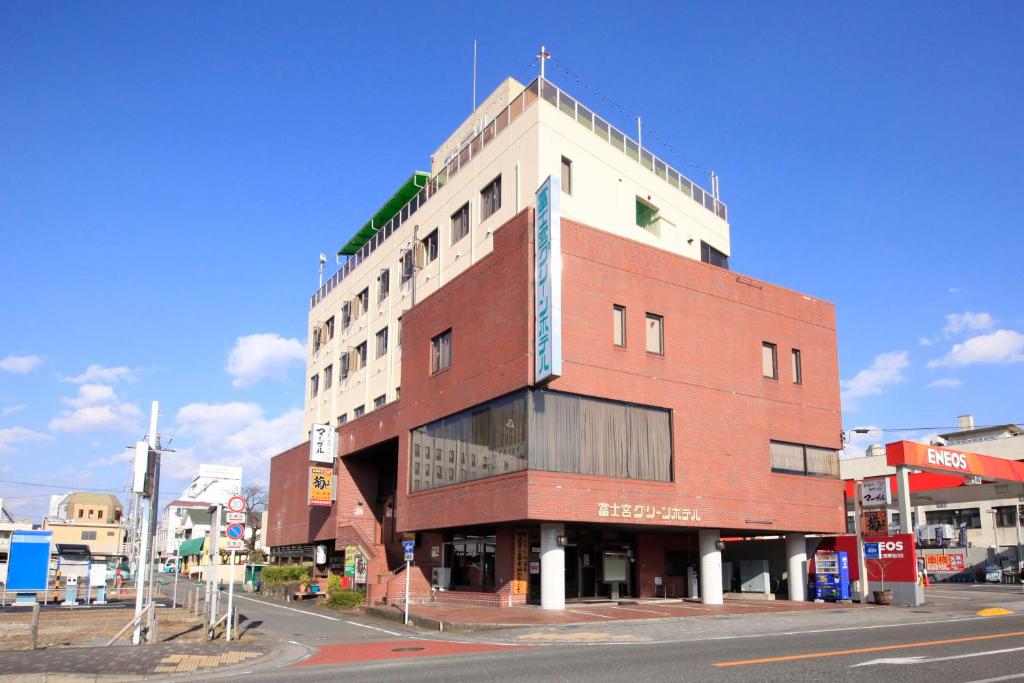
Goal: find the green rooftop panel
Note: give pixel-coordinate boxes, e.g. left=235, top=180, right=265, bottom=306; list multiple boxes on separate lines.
left=338, top=171, right=431, bottom=256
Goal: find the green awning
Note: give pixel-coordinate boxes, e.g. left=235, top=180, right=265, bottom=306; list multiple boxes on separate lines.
left=338, top=171, right=430, bottom=256
left=178, top=537, right=205, bottom=557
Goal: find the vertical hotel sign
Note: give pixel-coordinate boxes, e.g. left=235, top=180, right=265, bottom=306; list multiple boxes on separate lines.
left=512, top=529, right=529, bottom=595
left=534, top=175, right=562, bottom=383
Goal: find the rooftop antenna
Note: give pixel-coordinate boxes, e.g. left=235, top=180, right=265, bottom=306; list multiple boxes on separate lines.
left=319, top=252, right=327, bottom=287
left=538, top=45, right=550, bottom=80
left=472, top=39, right=478, bottom=112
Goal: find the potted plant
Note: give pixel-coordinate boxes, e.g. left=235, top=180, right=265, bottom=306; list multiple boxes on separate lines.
left=870, top=556, right=894, bottom=605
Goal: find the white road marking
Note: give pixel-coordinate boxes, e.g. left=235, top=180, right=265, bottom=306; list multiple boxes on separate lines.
left=568, top=608, right=616, bottom=619
left=962, top=673, right=1024, bottom=683
left=923, top=593, right=974, bottom=600
left=854, top=645, right=1024, bottom=666
left=287, top=640, right=302, bottom=645
left=703, top=615, right=989, bottom=641
left=607, top=605, right=673, bottom=616
left=230, top=594, right=341, bottom=621
left=344, top=620, right=405, bottom=637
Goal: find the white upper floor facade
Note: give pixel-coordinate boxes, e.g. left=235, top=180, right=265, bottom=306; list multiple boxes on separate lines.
left=304, top=76, right=731, bottom=433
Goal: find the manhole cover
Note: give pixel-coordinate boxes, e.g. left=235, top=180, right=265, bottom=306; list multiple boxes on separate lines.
left=390, top=646, right=426, bottom=652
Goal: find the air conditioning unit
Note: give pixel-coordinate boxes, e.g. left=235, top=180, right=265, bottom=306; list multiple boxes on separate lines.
left=431, top=567, right=451, bottom=589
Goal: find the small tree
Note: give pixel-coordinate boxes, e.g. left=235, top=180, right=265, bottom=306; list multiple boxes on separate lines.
left=242, top=483, right=268, bottom=553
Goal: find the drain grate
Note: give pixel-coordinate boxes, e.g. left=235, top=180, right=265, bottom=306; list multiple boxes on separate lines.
left=390, top=646, right=426, bottom=652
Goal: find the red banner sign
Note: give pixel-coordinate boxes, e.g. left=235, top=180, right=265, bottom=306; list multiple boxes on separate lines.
left=822, top=534, right=918, bottom=583
left=924, top=554, right=966, bottom=572
left=886, top=441, right=1024, bottom=483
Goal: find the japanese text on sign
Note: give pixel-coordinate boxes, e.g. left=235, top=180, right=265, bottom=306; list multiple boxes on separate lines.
left=861, top=509, right=888, bottom=535
left=598, top=503, right=701, bottom=522
left=513, top=529, right=529, bottom=595
left=308, top=466, right=334, bottom=507
left=309, top=423, right=337, bottom=464
left=860, top=478, right=890, bottom=507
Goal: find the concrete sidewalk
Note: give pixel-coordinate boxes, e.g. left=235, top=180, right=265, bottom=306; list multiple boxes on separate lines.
left=0, top=639, right=292, bottom=681
left=367, top=598, right=863, bottom=632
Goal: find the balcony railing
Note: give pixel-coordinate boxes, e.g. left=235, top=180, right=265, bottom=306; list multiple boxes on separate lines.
left=311, top=77, right=726, bottom=309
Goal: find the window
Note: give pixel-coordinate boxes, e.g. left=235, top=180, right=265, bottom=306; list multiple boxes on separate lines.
left=340, top=352, right=350, bottom=380
left=337, top=413, right=348, bottom=426
left=323, top=365, right=333, bottom=390
left=356, top=288, right=369, bottom=317
left=376, top=326, right=388, bottom=358
left=396, top=317, right=402, bottom=348
left=770, top=440, right=839, bottom=478
left=353, top=341, right=367, bottom=370
left=700, top=241, right=729, bottom=269
left=310, top=373, right=319, bottom=398
left=791, top=349, right=802, bottom=384
left=78, top=509, right=84, bottom=518
left=480, top=175, right=501, bottom=221
left=341, top=302, right=351, bottom=330
left=636, top=197, right=660, bottom=231
left=374, top=394, right=387, bottom=409
left=410, top=389, right=672, bottom=492
left=561, top=156, right=572, bottom=195
left=645, top=313, right=663, bottom=354
left=925, top=507, right=982, bottom=529
left=996, top=505, right=1024, bottom=527
left=80, top=531, right=97, bottom=541
left=762, top=342, right=778, bottom=379
left=431, top=329, right=452, bottom=373
left=325, top=316, right=335, bottom=340
left=353, top=405, right=365, bottom=418
left=400, top=250, right=414, bottom=284
left=378, top=269, right=390, bottom=302
left=451, top=202, right=470, bottom=244
left=613, top=305, right=626, bottom=347
left=421, top=229, right=438, bottom=265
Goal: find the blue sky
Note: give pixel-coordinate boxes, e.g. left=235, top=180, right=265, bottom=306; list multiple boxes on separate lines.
left=2, top=3, right=1022, bottom=521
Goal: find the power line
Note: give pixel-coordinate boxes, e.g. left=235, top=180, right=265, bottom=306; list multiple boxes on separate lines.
left=846, top=423, right=1023, bottom=434
left=0, top=478, right=124, bottom=493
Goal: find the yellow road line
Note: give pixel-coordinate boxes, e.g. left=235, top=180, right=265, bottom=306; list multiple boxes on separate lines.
left=714, top=630, right=1024, bottom=667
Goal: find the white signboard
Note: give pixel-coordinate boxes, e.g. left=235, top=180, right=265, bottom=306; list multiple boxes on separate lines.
left=224, top=512, right=245, bottom=523
left=224, top=539, right=245, bottom=551
left=861, top=478, right=891, bottom=507
left=534, top=175, right=563, bottom=383
left=309, top=423, right=338, bottom=463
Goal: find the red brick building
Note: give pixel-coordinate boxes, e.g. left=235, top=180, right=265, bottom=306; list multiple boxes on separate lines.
left=267, top=75, right=845, bottom=609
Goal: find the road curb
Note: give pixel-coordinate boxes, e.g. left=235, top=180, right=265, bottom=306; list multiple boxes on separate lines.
left=363, top=605, right=543, bottom=633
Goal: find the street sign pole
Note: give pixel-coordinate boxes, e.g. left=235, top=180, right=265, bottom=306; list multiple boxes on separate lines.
left=854, top=481, right=868, bottom=603
left=404, top=558, right=410, bottom=626
left=226, top=549, right=235, bottom=641
left=210, top=503, right=222, bottom=622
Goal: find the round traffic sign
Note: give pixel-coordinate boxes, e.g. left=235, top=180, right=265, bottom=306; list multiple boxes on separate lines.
left=227, top=495, right=247, bottom=513
left=225, top=523, right=245, bottom=540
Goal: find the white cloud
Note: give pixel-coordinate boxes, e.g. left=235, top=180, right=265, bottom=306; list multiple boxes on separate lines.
left=918, top=337, right=934, bottom=347
left=2, top=404, right=26, bottom=417
left=0, top=354, right=43, bottom=374
left=927, top=329, right=1024, bottom=369
left=226, top=333, right=305, bottom=388
left=841, top=351, right=909, bottom=410
left=928, top=378, right=963, bottom=389
left=942, top=311, right=995, bottom=336
left=48, top=384, right=142, bottom=433
left=62, top=364, right=136, bottom=384
left=166, top=402, right=303, bottom=481
left=88, top=449, right=136, bottom=468
left=948, top=287, right=959, bottom=294
left=0, top=426, right=54, bottom=454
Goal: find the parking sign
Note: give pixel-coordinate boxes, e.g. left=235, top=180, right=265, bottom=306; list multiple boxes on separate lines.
left=864, top=542, right=880, bottom=560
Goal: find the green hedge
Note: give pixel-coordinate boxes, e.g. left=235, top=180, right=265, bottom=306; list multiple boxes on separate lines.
left=262, top=565, right=310, bottom=585
left=326, top=589, right=364, bottom=609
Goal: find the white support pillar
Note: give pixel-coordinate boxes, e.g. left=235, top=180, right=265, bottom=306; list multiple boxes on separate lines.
left=698, top=529, right=723, bottom=605
left=786, top=534, right=807, bottom=602
left=896, top=466, right=912, bottom=534
left=540, top=523, right=565, bottom=610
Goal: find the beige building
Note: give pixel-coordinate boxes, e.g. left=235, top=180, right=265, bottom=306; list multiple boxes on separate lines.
left=304, top=75, right=730, bottom=432
left=841, top=415, right=1024, bottom=570
left=42, top=492, right=125, bottom=559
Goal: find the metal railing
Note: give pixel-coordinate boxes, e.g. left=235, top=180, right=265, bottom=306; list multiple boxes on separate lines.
left=311, top=77, right=727, bottom=309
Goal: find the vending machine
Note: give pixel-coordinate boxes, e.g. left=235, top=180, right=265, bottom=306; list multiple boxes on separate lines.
left=813, top=549, right=851, bottom=601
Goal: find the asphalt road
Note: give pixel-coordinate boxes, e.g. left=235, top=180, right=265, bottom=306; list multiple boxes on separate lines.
left=196, top=582, right=1024, bottom=683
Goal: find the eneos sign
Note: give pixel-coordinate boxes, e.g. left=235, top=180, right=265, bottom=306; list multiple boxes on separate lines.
left=886, top=440, right=1024, bottom=483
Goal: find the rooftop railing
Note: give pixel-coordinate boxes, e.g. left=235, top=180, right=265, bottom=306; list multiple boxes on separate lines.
left=312, top=77, right=727, bottom=309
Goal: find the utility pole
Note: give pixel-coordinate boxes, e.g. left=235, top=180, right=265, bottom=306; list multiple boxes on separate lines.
left=853, top=481, right=869, bottom=603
